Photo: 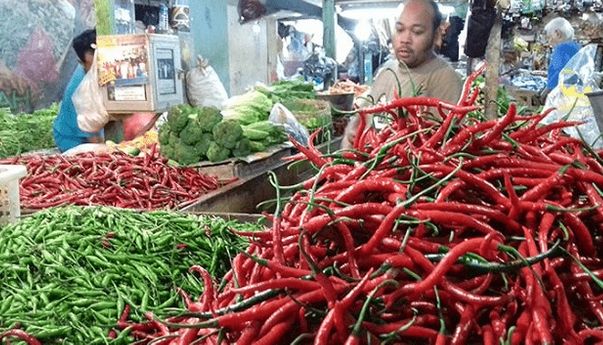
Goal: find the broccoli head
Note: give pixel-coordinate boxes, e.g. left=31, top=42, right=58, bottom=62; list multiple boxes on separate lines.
left=167, top=105, right=190, bottom=134
left=160, top=144, right=175, bottom=160
left=173, top=140, right=202, bottom=165
left=158, top=124, right=171, bottom=146
left=212, top=119, right=243, bottom=149
left=198, top=107, right=223, bottom=132
left=180, top=120, right=204, bottom=145
left=206, top=141, right=231, bottom=162
left=194, top=133, right=213, bottom=158
left=232, top=138, right=251, bottom=157
left=169, top=133, right=180, bottom=146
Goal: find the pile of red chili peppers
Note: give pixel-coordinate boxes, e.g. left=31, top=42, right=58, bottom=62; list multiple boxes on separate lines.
left=114, top=68, right=603, bottom=345
left=0, top=145, right=222, bottom=210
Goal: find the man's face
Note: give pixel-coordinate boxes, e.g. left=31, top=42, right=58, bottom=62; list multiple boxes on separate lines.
left=393, top=0, right=436, bottom=68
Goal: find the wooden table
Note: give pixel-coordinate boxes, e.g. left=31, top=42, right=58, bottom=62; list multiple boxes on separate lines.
left=182, top=138, right=342, bottom=214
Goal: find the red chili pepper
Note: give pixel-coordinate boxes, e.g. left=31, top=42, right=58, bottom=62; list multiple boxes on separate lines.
left=315, top=307, right=336, bottom=345
left=334, top=178, right=406, bottom=204
left=423, top=165, right=512, bottom=208
left=0, top=329, right=42, bottom=345
left=403, top=238, right=487, bottom=296
left=234, top=321, right=261, bottom=345
left=458, top=63, right=486, bottom=106
left=332, top=269, right=374, bottom=339
left=563, top=213, right=596, bottom=257
left=288, top=134, right=329, bottom=168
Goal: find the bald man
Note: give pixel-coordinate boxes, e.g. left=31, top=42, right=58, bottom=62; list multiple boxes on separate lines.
left=342, top=0, right=462, bottom=149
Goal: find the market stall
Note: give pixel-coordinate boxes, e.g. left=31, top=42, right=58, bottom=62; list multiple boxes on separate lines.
left=2, top=0, right=603, bottom=344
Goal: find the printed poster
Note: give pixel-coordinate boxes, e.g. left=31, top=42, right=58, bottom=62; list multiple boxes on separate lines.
left=156, top=48, right=176, bottom=95
left=97, top=35, right=149, bottom=87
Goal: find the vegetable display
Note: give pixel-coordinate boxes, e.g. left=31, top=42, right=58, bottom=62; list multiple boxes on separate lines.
left=255, top=79, right=316, bottom=103
left=472, top=75, right=532, bottom=116
left=120, top=69, right=603, bottom=344
left=159, top=104, right=225, bottom=164
left=160, top=104, right=287, bottom=164
left=0, top=145, right=222, bottom=210
left=0, top=104, right=58, bottom=158
left=0, top=206, right=260, bottom=344
left=327, top=79, right=368, bottom=97
left=221, top=90, right=273, bottom=125
left=106, top=130, right=159, bottom=156
left=282, top=98, right=333, bottom=142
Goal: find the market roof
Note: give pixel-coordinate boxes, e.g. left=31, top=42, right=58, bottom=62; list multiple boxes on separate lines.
left=304, top=0, right=464, bottom=8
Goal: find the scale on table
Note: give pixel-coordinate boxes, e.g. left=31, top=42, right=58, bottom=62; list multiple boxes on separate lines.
left=586, top=91, right=603, bottom=136
left=96, top=33, right=184, bottom=114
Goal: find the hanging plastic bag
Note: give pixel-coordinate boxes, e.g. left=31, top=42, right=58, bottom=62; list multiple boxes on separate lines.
left=543, top=44, right=602, bottom=148
left=464, top=5, right=497, bottom=58
left=186, top=56, right=229, bottom=109
left=269, top=103, right=310, bottom=145
left=74, top=51, right=111, bottom=133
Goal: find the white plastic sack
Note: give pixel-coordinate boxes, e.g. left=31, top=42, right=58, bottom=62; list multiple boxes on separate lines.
left=74, top=51, right=110, bottom=133
left=186, top=56, right=229, bottom=109
left=269, top=103, right=310, bottom=145
left=544, top=44, right=602, bottom=148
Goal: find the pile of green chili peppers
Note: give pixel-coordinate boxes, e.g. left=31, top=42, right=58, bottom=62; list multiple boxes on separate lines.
left=0, top=206, right=261, bottom=344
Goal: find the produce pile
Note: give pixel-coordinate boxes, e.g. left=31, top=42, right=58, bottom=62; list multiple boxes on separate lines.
left=0, top=104, right=58, bottom=158
left=328, top=79, right=368, bottom=97
left=0, top=206, right=260, bottom=344
left=472, top=75, right=532, bottom=116
left=121, top=71, right=603, bottom=344
left=255, top=79, right=316, bottom=103
left=107, top=130, right=159, bottom=156
left=221, top=90, right=274, bottom=125
left=0, top=146, right=222, bottom=210
left=282, top=98, right=332, bottom=135
left=159, top=104, right=287, bottom=164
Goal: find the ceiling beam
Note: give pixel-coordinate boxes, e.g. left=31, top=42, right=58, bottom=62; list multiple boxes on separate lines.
left=266, top=0, right=356, bottom=30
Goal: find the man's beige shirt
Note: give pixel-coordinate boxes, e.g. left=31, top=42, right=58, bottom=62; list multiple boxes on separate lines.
left=367, top=55, right=463, bottom=105
left=342, top=56, right=463, bottom=148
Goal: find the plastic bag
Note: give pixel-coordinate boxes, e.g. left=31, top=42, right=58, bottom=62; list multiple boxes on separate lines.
left=464, top=7, right=497, bottom=58
left=186, top=56, right=229, bottom=109
left=74, top=51, right=110, bottom=133
left=302, top=52, right=337, bottom=85
left=269, top=103, right=309, bottom=145
left=543, top=44, right=602, bottom=148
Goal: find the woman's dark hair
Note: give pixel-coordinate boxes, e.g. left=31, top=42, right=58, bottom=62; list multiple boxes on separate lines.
left=72, top=29, right=96, bottom=62
left=427, top=0, right=443, bottom=32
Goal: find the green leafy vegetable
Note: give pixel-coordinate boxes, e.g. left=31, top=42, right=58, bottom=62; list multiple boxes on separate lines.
left=0, top=103, right=58, bottom=158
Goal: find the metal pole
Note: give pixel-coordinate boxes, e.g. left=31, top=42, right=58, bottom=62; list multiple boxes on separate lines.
left=322, top=0, right=337, bottom=87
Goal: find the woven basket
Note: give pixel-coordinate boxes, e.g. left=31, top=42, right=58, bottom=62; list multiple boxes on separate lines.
left=282, top=99, right=333, bottom=143
left=282, top=99, right=332, bottom=130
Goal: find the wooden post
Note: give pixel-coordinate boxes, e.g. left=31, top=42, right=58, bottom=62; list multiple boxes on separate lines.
left=484, top=9, right=502, bottom=120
